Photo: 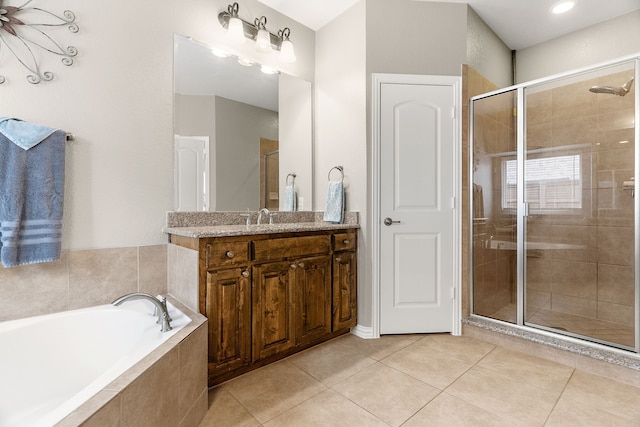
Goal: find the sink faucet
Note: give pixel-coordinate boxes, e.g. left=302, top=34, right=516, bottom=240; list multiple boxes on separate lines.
left=112, top=292, right=173, bottom=332
left=257, top=207, right=270, bottom=225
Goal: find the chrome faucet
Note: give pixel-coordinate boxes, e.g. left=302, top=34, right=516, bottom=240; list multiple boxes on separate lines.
left=257, top=207, right=270, bottom=225
left=112, top=292, right=173, bottom=332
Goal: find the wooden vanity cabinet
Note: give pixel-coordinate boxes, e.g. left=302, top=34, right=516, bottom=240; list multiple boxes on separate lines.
left=176, top=228, right=357, bottom=385
left=333, top=232, right=357, bottom=331
left=202, top=239, right=252, bottom=382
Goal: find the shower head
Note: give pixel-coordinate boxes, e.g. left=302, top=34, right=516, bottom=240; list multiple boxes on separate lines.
left=589, top=77, right=634, bottom=96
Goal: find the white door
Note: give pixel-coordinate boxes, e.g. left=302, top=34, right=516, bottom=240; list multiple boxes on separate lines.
left=378, top=78, right=457, bottom=334
left=174, top=135, right=210, bottom=211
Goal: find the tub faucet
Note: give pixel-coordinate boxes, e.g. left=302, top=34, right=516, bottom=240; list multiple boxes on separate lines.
left=112, top=292, right=173, bottom=332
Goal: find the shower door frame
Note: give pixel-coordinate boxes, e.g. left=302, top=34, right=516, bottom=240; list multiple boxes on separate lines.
left=469, top=53, right=640, bottom=354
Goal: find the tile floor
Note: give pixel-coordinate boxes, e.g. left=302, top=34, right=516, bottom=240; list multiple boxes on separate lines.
left=198, top=333, right=640, bottom=426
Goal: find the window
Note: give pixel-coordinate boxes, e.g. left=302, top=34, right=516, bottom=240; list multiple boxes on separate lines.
left=502, top=154, right=582, bottom=212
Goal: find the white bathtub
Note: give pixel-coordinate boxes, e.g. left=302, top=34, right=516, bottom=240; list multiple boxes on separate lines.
left=0, top=297, right=191, bottom=427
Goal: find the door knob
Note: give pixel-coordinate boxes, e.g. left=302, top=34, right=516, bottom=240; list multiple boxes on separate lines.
left=384, top=217, right=401, bottom=226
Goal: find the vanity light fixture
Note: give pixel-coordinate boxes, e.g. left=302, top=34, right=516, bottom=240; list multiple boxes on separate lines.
left=226, top=2, right=245, bottom=43
left=219, top=2, right=296, bottom=62
left=278, top=27, right=296, bottom=63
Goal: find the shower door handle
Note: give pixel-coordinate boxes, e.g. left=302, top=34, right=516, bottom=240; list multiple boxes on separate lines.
left=384, top=217, right=401, bottom=226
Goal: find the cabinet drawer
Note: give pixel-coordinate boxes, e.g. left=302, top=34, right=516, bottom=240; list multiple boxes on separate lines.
left=333, top=232, right=356, bottom=251
left=253, top=235, right=331, bottom=261
left=206, top=241, right=250, bottom=268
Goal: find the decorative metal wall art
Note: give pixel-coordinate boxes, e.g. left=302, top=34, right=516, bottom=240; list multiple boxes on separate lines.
left=0, top=0, right=78, bottom=84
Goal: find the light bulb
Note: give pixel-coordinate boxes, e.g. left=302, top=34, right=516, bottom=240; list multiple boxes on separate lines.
left=228, top=16, right=245, bottom=43
left=256, top=28, right=271, bottom=52
left=279, top=39, right=296, bottom=63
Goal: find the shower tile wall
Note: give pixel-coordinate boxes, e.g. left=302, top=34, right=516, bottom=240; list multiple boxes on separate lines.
left=0, top=245, right=168, bottom=322
left=525, top=70, right=635, bottom=347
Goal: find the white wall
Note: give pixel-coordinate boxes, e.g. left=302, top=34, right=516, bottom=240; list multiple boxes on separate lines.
left=466, top=7, right=512, bottom=88
left=0, top=0, right=315, bottom=250
left=516, top=11, right=640, bottom=83
left=315, top=1, right=368, bottom=322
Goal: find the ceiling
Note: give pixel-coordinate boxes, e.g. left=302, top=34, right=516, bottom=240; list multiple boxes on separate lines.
left=257, top=0, right=640, bottom=50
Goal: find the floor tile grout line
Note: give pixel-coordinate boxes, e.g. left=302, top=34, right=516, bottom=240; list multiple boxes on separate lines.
left=541, top=367, right=576, bottom=426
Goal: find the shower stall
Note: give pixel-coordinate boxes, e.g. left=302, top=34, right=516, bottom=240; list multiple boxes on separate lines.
left=470, top=55, right=639, bottom=352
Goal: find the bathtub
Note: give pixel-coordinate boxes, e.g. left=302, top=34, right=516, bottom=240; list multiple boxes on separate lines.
left=0, top=297, right=192, bottom=427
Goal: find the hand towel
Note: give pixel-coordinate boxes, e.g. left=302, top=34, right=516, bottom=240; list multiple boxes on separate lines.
left=0, top=116, right=58, bottom=150
left=323, top=180, right=344, bottom=224
left=284, top=184, right=297, bottom=211
left=0, top=122, right=66, bottom=268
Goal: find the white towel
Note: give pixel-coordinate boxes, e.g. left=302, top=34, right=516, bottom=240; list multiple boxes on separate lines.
left=323, top=180, right=344, bottom=223
left=284, top=184, right=297, bottom=211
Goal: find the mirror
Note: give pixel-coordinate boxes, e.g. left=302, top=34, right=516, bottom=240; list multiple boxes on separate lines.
left=173, top=33, right=313, bottom=212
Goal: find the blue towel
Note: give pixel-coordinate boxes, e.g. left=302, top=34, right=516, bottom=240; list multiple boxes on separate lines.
left=0, top=120, right=66, bottom=268
left=284, top=184, right=297, bottom=211
left=323, top=180, right=344, bottom=223
left=0, top=116, right=58, bottom=150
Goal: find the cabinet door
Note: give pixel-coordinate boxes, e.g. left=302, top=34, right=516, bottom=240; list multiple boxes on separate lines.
left=295, top=255, right=332, bottom=346
left=206, top=267, right=251, bottom=377
left=333, top=251, right=357, bottom=331
left=252, top=261, right=295, bottom=361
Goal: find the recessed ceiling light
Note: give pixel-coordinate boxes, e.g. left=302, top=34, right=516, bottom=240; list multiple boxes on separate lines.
left=550, top=1, right=576, bottom=14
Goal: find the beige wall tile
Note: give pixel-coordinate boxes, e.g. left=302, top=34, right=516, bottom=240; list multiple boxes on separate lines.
left=525, top=90, right=552, bottom=127
left=167, top=244, right=200, bottom=312
left=597, top=263, right=634, bottom=305
left=0, top=251, right=69, bottom=321
left=551, top=293, right=597, bottom=318
left=68, top=247, right=139, bottom=309
left=179, top=322, right=208, bottom=418
left=139, top=244, right=168, bottom=296
left=549, top=260, right=597, bottom=299
left=552, top=81, right=598, bottom=122
left=597, top=300, right=635, bottom=326
left=121, top=348, right=181, bottom=427
left=597, top=226, right=634, bottom=266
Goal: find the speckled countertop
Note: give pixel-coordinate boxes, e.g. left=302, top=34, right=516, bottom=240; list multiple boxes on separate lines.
left=163, top=211, right=359, bottom=238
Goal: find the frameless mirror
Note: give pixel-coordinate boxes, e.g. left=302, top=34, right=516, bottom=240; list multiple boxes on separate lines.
left=173, top=33, right=313, bottom=212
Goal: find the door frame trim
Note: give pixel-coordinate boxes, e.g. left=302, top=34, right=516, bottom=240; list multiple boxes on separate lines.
left=371, top=73, right=462, bottom=338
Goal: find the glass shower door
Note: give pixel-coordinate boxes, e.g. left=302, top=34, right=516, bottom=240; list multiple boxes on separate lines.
left=523, top=62, right=637, bottom=349
left=471, top=90, right=518, bottom=323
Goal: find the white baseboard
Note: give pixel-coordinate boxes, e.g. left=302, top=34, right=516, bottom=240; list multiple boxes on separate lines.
left=351, top=324, right=378, bottom=339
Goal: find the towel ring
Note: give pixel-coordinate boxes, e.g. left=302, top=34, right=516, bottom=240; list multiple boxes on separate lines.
left=328, top=166, right=344, bottom=182
left=286, top=173, right=296, bottom=185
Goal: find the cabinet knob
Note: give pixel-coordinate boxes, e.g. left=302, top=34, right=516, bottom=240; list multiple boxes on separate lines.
left=335, top=257, right=341, bottom=262
left=290, top=264, right=297, bottom=270
left=298, top=262, right=305, bottom=268
left=226, top=250, right=235, bottom=259
left=343, top=239, right=350, bottom=244
left=241, top=270, right=249, bottom=278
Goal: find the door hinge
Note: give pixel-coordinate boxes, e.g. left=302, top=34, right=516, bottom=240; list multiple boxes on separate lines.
left=451, top=107, right=455, bottom=119
left=451, top=286, right=456, bottom=299
left=450, top=197, right=456, bottom=209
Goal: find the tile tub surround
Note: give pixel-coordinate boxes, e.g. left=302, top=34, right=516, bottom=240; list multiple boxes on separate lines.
left=57, top=297, right=208, bottom=427
left=0, top=244, right=168, bottom=322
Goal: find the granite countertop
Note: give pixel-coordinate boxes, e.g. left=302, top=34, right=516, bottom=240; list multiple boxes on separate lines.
left=163, top=211, right=360, bottom=238
left=164, top=222, right=359, bottom=238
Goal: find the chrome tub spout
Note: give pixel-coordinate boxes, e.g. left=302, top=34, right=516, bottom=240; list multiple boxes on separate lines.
left=112, top=292, right=173, bottom=332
